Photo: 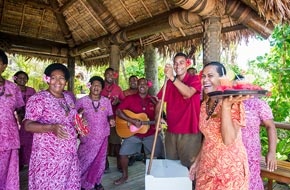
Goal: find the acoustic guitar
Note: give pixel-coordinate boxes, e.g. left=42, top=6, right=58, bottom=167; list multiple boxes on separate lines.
left=116, top=109, right=155, bottom=138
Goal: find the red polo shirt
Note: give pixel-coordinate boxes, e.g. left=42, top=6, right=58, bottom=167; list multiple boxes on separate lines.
left=118, top=93, right=157, bottom=138
left=157, top=73, right=201, bottom=134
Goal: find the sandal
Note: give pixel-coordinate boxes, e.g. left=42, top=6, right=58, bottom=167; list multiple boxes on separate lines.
left=114, top=177, right=128, bottom=185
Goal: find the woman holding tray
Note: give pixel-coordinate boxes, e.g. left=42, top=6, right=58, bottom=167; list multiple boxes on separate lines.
left=189, top=62, right=249, bottom=190
left=24, top=63, right=80, bottom=190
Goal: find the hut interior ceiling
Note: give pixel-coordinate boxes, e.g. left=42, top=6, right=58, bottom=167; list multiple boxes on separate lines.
left=0, top=0, right=289, bottom=66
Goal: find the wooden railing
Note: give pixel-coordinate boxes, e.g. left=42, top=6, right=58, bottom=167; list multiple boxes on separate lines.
left=274, top=122, right=290, bottom=130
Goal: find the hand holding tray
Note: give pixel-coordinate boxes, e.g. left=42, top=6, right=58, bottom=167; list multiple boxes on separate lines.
left=208, top=90, right=268, bottom=98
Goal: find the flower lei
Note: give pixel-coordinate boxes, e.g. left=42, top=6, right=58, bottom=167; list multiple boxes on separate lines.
left=42, top=74, right=51, bottom=83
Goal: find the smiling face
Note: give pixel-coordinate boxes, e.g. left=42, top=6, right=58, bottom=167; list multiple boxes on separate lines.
left=138, top=78, right=148, bottom=95
left=104, top=70, right=114, bottom=84
left=48, top=69, right=67, bottom=96
left=16, top=73, right=28, bottom=86
left=173, top=55, right=187, bottom=76
left=129, top=76, right=138, bottom=90
left=90, top=80, right=102, bottom=96
left=202, top=65, right=221, bottom=94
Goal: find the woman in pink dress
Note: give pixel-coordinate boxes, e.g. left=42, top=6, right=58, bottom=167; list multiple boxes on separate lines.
left=77, top=76, right=115, bottom=190
left=0, top=50, right=25, bottom=190
left=13, top=71, right=36, bottom=169
left=189, top=62, right=249, bottom=190
left=24, top=63, right=80, bottom=190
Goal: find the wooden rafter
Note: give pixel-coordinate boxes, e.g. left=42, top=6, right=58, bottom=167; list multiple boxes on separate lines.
left=37, top=9, right=46, bottom=37
left=119, top=0, right=137, bottom=22
left=60, top=0, right=78, bottom=13
left=80, top=0, right=107, bottom=33
left=0, top=0, right=5, bottom=25
left=178, top=27, right=186, bottom=36
left=19, top=4, right=26, bottom=35
left=140, top=0, right=152, bottom=17
left=163, top=0, right=170, bottom=11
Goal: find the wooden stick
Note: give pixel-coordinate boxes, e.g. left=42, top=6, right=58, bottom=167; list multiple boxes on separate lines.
left=147, top=77, right=168, bottom=175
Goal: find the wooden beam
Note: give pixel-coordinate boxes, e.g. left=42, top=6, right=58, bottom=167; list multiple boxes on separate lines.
left=60, top=0, right=78, bottom=13
left=49, top=0, right=76, bottom=48
left=0, top=32, right=67, bottom=48
left=154, top=24, right=247, bottom=46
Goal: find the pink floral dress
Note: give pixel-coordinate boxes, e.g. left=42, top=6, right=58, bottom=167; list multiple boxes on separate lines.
left=25, top=90, right=80, bottom=190
left=76, top=95, right=113, bottom=189
left=196, top=101, right=249, bottom=190
left=242, top=98, right=274, bottom=190
left=19, top=86, right=36, bottom=166
left=0, top=80, right=25, bottom=190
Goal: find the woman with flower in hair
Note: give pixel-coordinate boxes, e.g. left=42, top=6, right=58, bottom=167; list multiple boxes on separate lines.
left=13, top=70, right=36, bottom=170
left=0, top=50, right=25, bottom=190
left=114, top=78, right=164, bottom=185
left=24, top=63, right=80, bottom=190
left=76, top=76, right=115, bottom=190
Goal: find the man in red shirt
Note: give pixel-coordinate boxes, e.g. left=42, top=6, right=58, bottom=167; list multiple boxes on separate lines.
left=101, top=68, right=125, bottom=172
left=156, top=52, right=202, bottom=169
left=114, top=78, right=164, bottom=185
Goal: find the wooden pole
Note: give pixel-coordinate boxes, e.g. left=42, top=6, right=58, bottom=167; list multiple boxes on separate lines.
left=147, top=78, right=168, bottom=175
left=110, top=44, right=120, bottom=84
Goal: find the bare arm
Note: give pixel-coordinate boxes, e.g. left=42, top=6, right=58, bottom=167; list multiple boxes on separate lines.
left=263, top=119, right=277, bottom=171
left=164, top=64, right=197, bottom=98
left=24, top=119, right=69, bottom=139
left=221, top=95, right=250, bottom=145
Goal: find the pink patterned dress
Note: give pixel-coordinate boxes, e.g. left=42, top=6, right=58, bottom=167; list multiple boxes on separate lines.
left=25, top=90, right=80, bottom=190
left=19, top=86, right=36, bottom=166
left=196, top=101, right=249, bottom=190
left=242, top=98, right=274, bottom=190
left=0, top=80, right=25, bottom=190
left=76, top=95, right=113, bottom=189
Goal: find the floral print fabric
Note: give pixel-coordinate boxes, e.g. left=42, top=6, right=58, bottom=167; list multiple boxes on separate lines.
left=242, top=98, right=273, bottom=190
left=25, top=90, right=80, bottom=190
left=196, top=101, right=249, bottom=190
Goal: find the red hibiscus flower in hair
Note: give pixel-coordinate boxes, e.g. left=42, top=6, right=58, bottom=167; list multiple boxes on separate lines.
left=186, top=59, right=192, bottom=67
left=147, top=80, right=153, bottom=87
left=113, top=72, right=118, bottom=78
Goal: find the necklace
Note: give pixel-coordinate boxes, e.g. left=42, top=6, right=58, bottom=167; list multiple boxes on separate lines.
left=59, top=98, right=71, bottom=116
left=140, top=98, right=149, bottom=111
left=206, top=99, right=219, bottom=120
left=105, top=84, right=113, bottom=98
left=92, top=99, right=101, bottom=112
left=0, top=80, right=5, bottom=96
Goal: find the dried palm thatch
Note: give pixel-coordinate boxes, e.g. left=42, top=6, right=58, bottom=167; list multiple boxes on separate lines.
left=0, top=0, right=289, bottom=67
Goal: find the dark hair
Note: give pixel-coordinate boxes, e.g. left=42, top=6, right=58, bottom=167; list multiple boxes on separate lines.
left=129, top=75, right=138, bottom=80
left=234, top=74, right=245, bottom=81
left=187, top=67, right=197, bottom=72
left=44, top=63, right=70, bottom=80
left=89, top=76, right=105, bottom=89
left=203, top=61, right=227, bottom=77
left=174, top=52, right=187, bottom=61
left=14, top=71, right=29, bottom=83
left=105, top=67, right=114, bottom=74
left=0, top=50, right=8, bottom=65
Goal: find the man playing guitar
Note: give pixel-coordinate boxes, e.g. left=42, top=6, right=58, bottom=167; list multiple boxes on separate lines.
left=114, top=78, right=164, bottom=185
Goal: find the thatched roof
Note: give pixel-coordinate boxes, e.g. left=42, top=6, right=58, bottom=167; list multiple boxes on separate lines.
left=0, top=0, right=289, bottom=66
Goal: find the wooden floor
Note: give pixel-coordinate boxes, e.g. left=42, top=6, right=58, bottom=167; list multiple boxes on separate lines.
left=20, top=156, right=290, bottom=190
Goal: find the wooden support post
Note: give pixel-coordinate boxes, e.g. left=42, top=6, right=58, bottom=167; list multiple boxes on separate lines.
left=144, top=44, right=158, bottom=95
left=202, top=17, right=221, bottom=64
left=110, top=44, right=120, bottom=84
left=67, top=56, right=75, bottom=92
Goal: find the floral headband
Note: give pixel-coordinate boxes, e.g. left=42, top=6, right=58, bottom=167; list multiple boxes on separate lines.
left=86, top=82, right=91, bottom=89
left=42, top=74, right=51, bottom=83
